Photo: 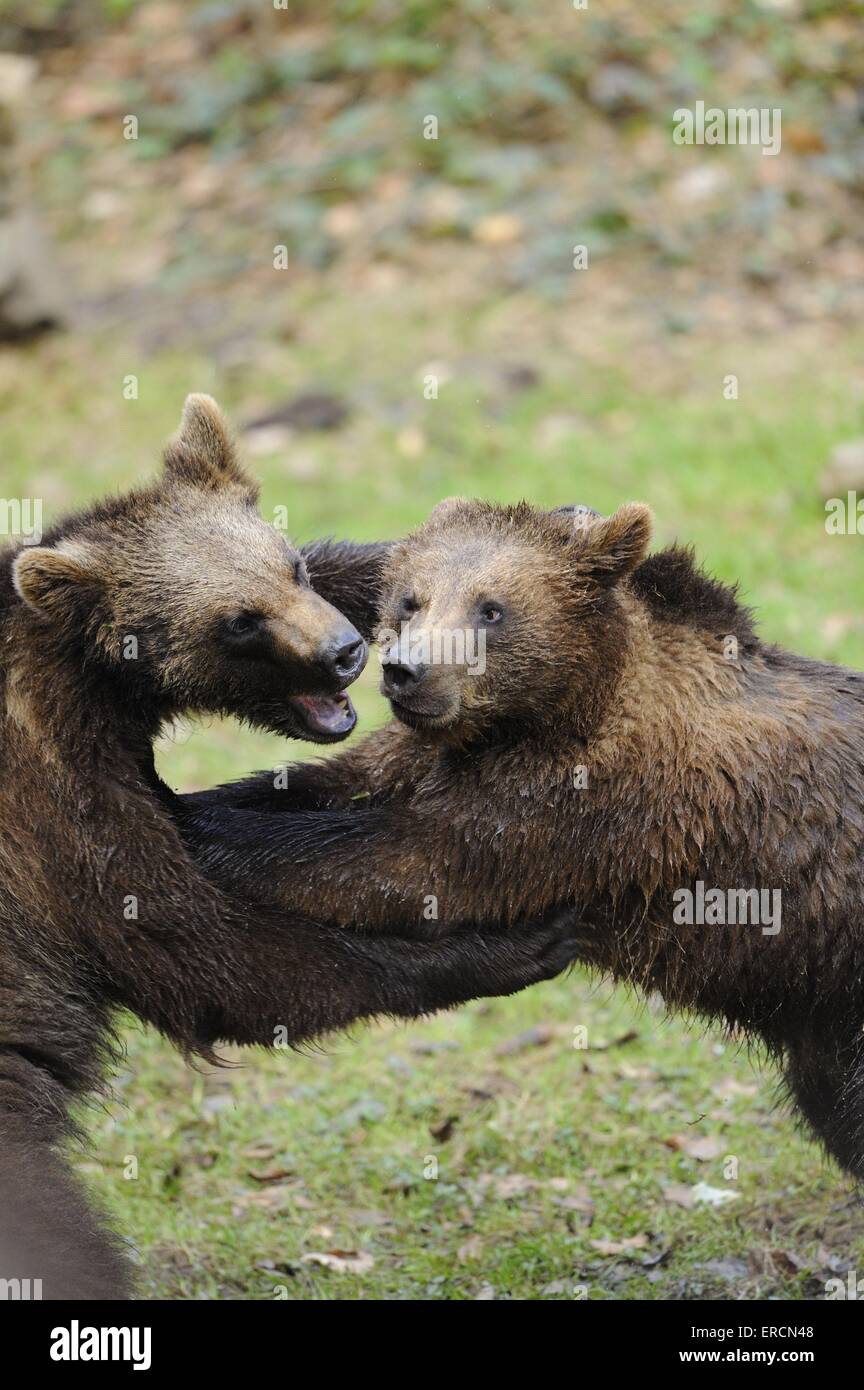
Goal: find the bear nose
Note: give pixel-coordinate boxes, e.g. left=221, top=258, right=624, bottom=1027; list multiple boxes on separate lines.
left=323, top=628, right=367, bottom=683
left=383, top=658, right=428, bottom=693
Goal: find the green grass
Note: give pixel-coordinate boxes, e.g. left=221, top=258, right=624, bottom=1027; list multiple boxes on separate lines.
left=7, top=0, right=862, bottom=1305
left=6, top=309, right=863, bottom=1300
left=81, top=986, right=858, bottom=1302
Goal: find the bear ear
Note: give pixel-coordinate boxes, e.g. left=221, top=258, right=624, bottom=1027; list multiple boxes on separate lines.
left=13, top=542, right=100, bottom=615
left=163, top=394, right=256, bottom=493
left=573, top=502, right=652, bottom=588
left=553, top=503, right=604, bottom=534
left=428, top=495, right=468, bottom=524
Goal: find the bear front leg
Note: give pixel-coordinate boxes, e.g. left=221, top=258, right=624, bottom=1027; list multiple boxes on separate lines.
left=176, top=750, right=371, bottom=821
left=182, top=803, right=467, bottom=932
left=100, top=892, right=581, bottom=1054
left=90, top=800, right=581, bottom=1051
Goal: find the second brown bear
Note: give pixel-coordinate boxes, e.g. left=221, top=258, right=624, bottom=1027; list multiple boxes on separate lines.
left=184, top=496, right=864, bottom=1182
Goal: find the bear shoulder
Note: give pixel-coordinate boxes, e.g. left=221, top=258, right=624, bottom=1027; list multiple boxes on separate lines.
left=630, top=545, right=758, bottom=649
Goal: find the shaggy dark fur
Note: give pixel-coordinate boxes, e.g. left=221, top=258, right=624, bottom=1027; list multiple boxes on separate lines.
left=184, top=497, right=864, bottom=1182
left=0, top=410, right=579, bottom=1300
left=630, top=544, right=758, bottom=648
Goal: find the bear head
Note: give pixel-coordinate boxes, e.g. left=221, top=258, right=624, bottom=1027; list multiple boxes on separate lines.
left=11, top=395, right=367, bottom=742
left=377, top=496, right=652, bottom=745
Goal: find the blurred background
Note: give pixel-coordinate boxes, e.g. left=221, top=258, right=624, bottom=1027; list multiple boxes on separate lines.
left=3, top=0, right=863, bottom=1300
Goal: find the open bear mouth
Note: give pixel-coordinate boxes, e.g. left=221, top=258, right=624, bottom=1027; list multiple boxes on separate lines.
left=290, top=690, right=357, bottom=738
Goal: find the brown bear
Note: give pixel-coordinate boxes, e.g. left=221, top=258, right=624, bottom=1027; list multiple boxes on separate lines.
left=0, top=412, right=581, bottom=1300
left=183, top=496, right=864, bottom=1182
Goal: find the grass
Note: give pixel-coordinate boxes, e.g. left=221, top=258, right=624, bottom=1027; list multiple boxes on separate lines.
left=83, top=987, right=856, bottom=1302
left=5, top=305, right=864, bottom=1300
left=6, top=0, right=862, bottom=1309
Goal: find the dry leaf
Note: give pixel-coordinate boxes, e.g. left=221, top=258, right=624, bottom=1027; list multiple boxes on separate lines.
left=686, top=1136, right=722, bottom=1162
left=483, top=1173, right=538, bottom=1199
left=247, top=1165, right=294, bottom=1183
left=663, top=1183, right=695, bottom=1209
left=768, top=1248, right=808, bottom=1275
left=235, top=1186, right=297, bottom=1211
left=664, top=1133, right=722, bottom=1161
left=472, top=214, right=523, bottom=245
left=590, top=1029, right=639, bottom=1051
left=301, top=1249, right=375, bottom=1274
left=495, top=1024, right=555, bottom=1056
left=692, top=1183, right=740, bottom=1207
left=239, top=1142, right=277, bottom=1160
left=429, top=1115, right=458, bottom=1143
left=590, top=1234, right=649, bottom=1256
left=554, top=1187, right=594, bottom=1215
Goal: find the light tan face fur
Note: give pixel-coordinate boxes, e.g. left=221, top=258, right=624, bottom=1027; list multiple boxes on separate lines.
left=12, top=395, right=366, bottom=742
left=377, top=496, right=653, bottom=742
left=103, top=484, right=347, bottom=691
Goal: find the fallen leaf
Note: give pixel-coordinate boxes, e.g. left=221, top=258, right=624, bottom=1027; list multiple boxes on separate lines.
left=694, top=1257, right=750, bottom=1283
left=484, top=1173, right=538, bottom=1199
left=301, top=1249, right=375, bottom=1274
left=429, top=1115, right=458, bottom=1143
left=235, top=1185, right=299, bottom=1211
left=239, top=1142, right=277, bottom=1160
left=664, top=1133, right=722, bottom=1161
left=663, top=1184, right=695, bottom=1209
left=767, top=1249, right=809, bottom=1276
left=541, top=1279, right=568, bottom=1295
left=472, top=213, right=523, bottom=245
left=691, top=1183, right=740, bottom=1207
left=784, top=124, right=826, bottom=154
left=462, top=1086, right=496, bottom=1103
left=591, top=1029, right=639, bottom=1051
left=590, top=1234, right=649, bottom=1256
left=347, top=1209, right=394, bottom=1229
left=247, top=1165, right=294, bottom=1183
left=322, top=204, right=363, bottom=239
left=641, top=1245, right=673, bottom=1269
left=495, top=1024, right=555, bottom=1055
left=60, top=84, right=125, bottom=120
left=553, top=1188, right=594, bottom=1215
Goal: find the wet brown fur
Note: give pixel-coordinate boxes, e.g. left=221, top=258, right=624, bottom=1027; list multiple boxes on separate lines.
left=188, top=497, right=864, bottom=1181
left=0, top=415, right=580, bottom=1299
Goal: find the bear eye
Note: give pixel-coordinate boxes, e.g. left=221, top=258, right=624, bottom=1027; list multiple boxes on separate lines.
left=400, top=594, right=420, bottom=617
left=480, top=603, right=503, bottom=625
left=225, top=612, right=263, bottom=638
